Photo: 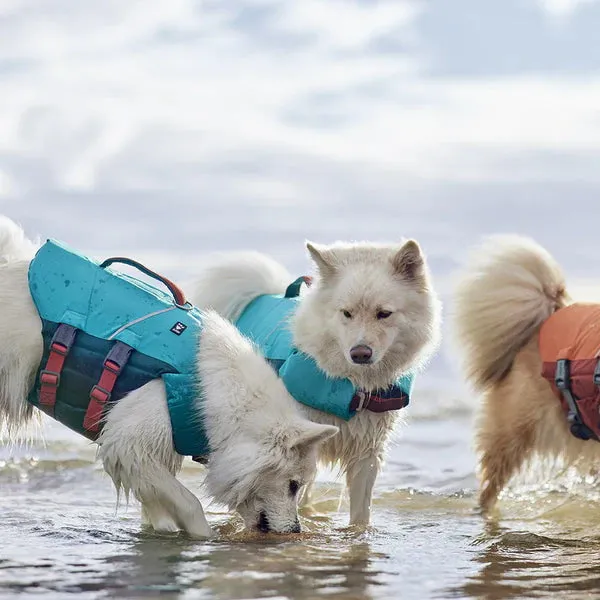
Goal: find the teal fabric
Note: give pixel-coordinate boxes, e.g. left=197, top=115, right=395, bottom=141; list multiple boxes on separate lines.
left=28, top=239, right=203, bottom=370
left=27, top=239, right=209, bottom=457
left=235, top=288, right=415, bottom=421
left=27, top=319, right=177, bottom=442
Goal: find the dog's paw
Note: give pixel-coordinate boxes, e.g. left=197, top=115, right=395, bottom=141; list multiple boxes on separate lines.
left=184, top=524, right=215, bottom=540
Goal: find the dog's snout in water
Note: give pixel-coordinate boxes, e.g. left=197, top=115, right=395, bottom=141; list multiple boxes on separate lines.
left=350, top=345, right=373, bottom=364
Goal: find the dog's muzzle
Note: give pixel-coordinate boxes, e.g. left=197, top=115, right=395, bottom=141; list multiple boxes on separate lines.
left=350, top=345, right=373, bottom=364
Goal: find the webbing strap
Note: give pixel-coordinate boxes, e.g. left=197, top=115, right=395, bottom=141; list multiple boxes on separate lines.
left=284, top=276, right=313, bottom=298
left=350, top=388, right=409, bottom=413
left=555, top=359, right=594, bottom=441
left=83, top=341, right=133, bottom=433
left=38, top=323, right=78, bottom=415
left=594, top=359, right=600, bottom=386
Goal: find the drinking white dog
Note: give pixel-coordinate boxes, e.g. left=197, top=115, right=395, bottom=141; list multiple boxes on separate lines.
left=0, top=217, right=338, bottom=538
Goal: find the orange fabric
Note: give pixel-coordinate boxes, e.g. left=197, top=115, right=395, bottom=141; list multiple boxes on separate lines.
left=539, top=303, right=600, bottom=363
left=539, top=303, right=600, bottom=440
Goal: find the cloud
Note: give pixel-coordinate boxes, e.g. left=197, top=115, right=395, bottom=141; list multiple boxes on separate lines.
left=535, top=0, right=598, bottom=19
left=1, top=0, right=599, bottom=201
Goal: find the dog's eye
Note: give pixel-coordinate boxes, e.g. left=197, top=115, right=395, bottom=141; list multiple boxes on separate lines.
left=376, top=310, right=392, bottom=320
left=289, top=480, right=300, bottom=496
left=342, top=310, right=352, bottom=319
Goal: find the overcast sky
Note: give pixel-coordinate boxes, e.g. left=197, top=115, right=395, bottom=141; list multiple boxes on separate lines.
left=0, top=0, right=599, bottom=381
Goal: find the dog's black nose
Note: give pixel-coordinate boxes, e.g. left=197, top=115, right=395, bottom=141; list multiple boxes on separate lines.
left=290, top=520, right=301, bottom=534
left=350, top=345, right=373, bottom=364
left=258, top=511, right=270, bottom=533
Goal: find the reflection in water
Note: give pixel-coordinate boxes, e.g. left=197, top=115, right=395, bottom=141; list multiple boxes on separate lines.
left=100, top=524, right=383, bottom=600
left=451, top=498, right=600, bottom=599
left=5, top=411, right=600, bottom=599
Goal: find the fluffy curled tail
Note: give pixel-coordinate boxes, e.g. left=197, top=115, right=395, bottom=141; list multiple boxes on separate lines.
left=190, top=251, right=291, bottom=321
left=0, top=216, right=38, bottom=263
left=452, top=234, right=570, bottom=391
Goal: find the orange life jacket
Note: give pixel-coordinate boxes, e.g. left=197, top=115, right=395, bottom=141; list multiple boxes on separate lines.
left=539, top=303, right=600, bottom=440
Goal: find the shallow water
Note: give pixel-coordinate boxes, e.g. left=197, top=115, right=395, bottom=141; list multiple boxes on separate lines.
left=3, top=394, right=600, bottom=600
left=2, top=191, right=600, bottom=600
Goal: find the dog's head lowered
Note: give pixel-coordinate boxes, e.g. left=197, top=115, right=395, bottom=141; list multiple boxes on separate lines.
left=198, top=310, right=338, bottom=534
left=294, top=240, right=441, bottom=391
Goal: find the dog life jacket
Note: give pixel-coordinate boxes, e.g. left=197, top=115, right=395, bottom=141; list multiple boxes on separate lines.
left=539, top=303, right=600, bottom=441
left=235, top=278, right=415, bottom=420
left=27, top=239, right=209, bottom=457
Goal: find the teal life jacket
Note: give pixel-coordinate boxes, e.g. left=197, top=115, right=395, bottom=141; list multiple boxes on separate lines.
left=235, top=278, right=415, bottom=420
left=27, top=239, right=209, bottom=457
left=26, top=240, right=414, bottom=460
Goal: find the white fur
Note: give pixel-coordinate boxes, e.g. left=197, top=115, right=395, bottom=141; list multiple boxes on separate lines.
left=0, top=216, right=39, bottom=264
left=190, top=239, right=441, bottom=525
left=0, top=218, right=338, bottom=538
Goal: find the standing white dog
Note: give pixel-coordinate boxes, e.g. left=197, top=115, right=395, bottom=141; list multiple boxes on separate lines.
left=191, top=240, right=441, bottom=525
left=0, top=218, right=338, bottom=538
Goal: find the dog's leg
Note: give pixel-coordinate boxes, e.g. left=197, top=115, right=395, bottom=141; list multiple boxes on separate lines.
left=132, top=467, right=214, bottom=539
left=100, top=379, right=213, bottom=539
left=346, top=454, right=381, bottom=525
left=478, top=426, right=535, bottom=514
left=141, top=503, right=179, bottom=534
left=476, top=387, right=537, bottom=514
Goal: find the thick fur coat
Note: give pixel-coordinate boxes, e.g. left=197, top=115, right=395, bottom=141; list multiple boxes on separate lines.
left=191, top=240, right=442, bottom=525
left=452, top=234, right=600, bottom=514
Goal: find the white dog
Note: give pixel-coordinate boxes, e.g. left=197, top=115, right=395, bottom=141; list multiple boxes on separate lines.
left=0, top=218, right=338, bottom=538
left=191, top=240, right=441, bottom=525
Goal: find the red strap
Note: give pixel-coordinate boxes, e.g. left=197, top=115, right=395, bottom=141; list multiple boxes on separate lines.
left=350, top=391, right=409, bottom=413
left=83, top=342, right=132, bottom=433
left=99, top=256, right=188, bottom=307
left=83, top=360, right=120, bottom=433
left=39, top=342, right=69, bottom=410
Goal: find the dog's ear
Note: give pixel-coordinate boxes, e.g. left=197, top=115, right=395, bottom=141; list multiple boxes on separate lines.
left=306, top=241, right=336, bottom=278
left=287, top=421, right=339, bottom=451
left=392, top=239, right=424, bottom=280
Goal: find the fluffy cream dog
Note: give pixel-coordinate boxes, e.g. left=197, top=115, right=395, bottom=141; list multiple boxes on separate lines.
left=453, top=234, right=600, bottom=513
left=191, top=240, right=441, bottom=525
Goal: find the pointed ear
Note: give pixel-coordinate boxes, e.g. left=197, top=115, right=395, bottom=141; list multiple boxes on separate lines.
left=288, top=421, right=339, bottom=451
left=392, top=239, right=424, bottom=280
left=306, top=241, right=336, bottom=278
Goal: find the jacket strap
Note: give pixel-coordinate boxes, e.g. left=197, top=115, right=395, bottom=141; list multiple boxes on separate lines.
left=594, top=359, right=600, bottom=386
left=83, top=341, right=133, bottom=434
left=284, top=276, right=313, bottom=298
left=38, top=323, right=78, bottom=415
left=350, top=387, right=409, bottom=413
left=555, top=359, right=595, bottom=441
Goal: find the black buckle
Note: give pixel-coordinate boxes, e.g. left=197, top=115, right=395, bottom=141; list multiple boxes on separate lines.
left=594, top=359, right=600, bottom=385
left=555, top=359, right=569, bottom=389
left=555, top=359, right=596, bottom=442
